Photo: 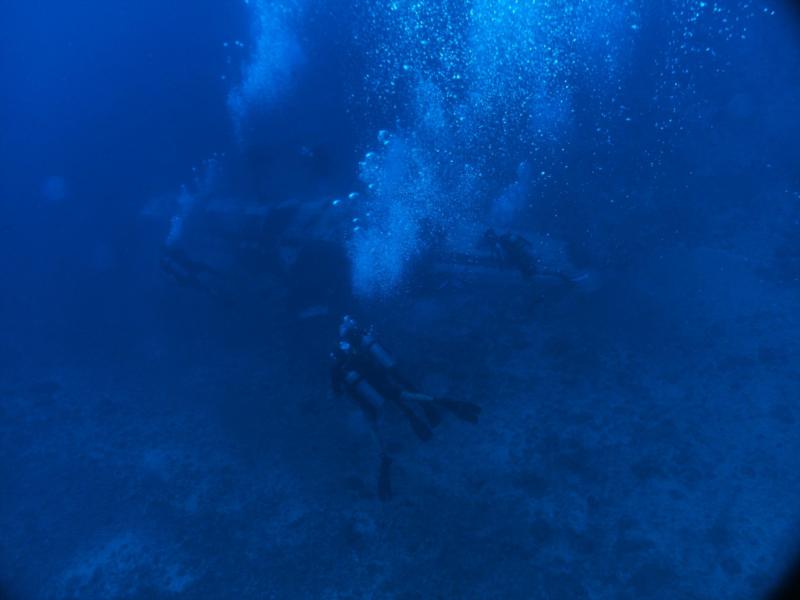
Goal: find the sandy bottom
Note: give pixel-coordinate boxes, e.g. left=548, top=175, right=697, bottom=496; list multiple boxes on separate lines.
left=2, top=241, right=800, bottom=599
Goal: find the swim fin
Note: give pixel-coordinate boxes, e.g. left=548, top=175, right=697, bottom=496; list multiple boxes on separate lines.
left=399, top=402, right=434, bottom=441
left=434, top=398, right=481, bottom=424
left=378, top=453, right=392, bottom=502
left=420, top=401, right=443, bottom=428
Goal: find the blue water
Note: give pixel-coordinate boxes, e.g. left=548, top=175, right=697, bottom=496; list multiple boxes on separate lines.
left=2, top=1, right=800, bottom=598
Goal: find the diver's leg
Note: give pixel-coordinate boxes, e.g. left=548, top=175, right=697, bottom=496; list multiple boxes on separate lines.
left=400, top=391, right=434, bottom=403
left=401, top=391, right=480, bottom=424
left=433, top=397, right=482, bottom=424
left=370, top=421, right=392, bottom=502
left=391, top=392, right=433, bottom=441
left=378, top=452, right=392, bottom=502
left=400, top=391, right=442, bottom=427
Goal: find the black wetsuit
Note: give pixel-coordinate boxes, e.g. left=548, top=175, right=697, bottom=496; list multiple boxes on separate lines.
left=331, top=329, right=441, bottom=443
left=331, top=324, right=480, bottom=501
left=332, top=324, right=480, bottom=436
left=491, top=233, right=537, bottom=278
left=331, top=344, right=406, bottom=421
left=160, top=246, right=217, bottom=294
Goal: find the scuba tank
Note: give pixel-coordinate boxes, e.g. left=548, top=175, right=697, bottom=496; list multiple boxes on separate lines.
left=345, top=370, right=385, bottom=413
left=340, top=316, right=398, bottom=371
left=360, top=334, right=396, bottom=370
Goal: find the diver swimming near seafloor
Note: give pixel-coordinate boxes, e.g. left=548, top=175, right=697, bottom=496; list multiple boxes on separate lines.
left=158, top=184, right=227, bottom=298
left=483, top=228, right=589, bottom=284
left=160, top=246, right=219, bottom=295
left=484, top=228, right=539, bottom=279
left=330, top=315, right=480, bottom=501
left=426, top=228, right=589, bottom=289
left=160, top=186, right=207, bottom=288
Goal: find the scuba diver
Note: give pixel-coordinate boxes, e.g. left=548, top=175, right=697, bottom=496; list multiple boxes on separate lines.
left=160, top=245, right=221, bottom=296
left=483, top=228, right=588, bottom=285
left=159, top=184, right=225, bottom=298
left=484, top=228, right=538, bottom=279
left=330, top=316, right=480, bottom=501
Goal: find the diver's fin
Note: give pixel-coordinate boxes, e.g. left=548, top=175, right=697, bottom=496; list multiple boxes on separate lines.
left=399, top=403, right=434, bottom=441
left=434, top=398, right=481, bottom=424
left=420, top=401, right=443, bottom=428
left=378, top=453, right=392, bottom=502
left=400, top=392, right=442, bottom=427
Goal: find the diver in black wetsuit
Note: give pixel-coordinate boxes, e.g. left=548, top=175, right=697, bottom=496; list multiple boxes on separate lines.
left=483, top=228, right=584, bottom=285
left=158, top=184, right=227, bottom=298
left=484, top=228, right=538, bottom=278
left=330, top=315, right=480, bottom=501
left=160, top=245, right=220, bottom=296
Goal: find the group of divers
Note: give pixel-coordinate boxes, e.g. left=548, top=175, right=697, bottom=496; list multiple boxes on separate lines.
left=154, top=169, right=588, bottom=501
